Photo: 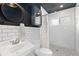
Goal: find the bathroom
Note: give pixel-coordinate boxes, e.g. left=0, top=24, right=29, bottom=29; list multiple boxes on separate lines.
left=0, top=3, right=79, bottom=56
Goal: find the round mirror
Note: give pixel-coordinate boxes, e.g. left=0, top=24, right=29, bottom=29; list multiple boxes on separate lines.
left=1, top=3, right=25, bottom=23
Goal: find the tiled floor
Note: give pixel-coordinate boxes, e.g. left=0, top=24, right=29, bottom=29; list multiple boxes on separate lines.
left=50, top=44, right=79, bottom=56
left=28, top=44, right=79, bottom=56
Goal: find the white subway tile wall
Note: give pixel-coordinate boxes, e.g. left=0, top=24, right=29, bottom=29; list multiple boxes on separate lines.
left=0, top=25, right=40, bottom=49
left=0, top=25, right=19, bottom=41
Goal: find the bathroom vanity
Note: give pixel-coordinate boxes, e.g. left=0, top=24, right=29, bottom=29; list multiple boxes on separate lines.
left=0, top=39, right=35, bottom=56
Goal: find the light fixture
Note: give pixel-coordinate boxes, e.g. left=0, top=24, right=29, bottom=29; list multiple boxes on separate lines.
left=60, top=5, right=63, bottom=8
left=7, top=3, right=18, bottom=8
left=36, top=10, right=41, bottom=16
left=37, top=12, right=40, bottom=15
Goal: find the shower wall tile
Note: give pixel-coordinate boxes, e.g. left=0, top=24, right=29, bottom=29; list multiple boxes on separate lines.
left=49, top=7, right=75, bottom=49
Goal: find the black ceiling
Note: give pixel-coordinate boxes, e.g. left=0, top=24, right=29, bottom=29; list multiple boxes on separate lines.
left=41, top=3, right=76, bottom=13
left=8, top=3, right=76, bottom=14
left=0, top=3, right=76, bottom=27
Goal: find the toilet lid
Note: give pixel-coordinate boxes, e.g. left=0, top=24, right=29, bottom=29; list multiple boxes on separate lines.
left=39, top=48, right=52, bottom=54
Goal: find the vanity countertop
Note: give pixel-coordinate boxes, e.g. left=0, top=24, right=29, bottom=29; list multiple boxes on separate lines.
left=0, top=40, right=35, bottom=56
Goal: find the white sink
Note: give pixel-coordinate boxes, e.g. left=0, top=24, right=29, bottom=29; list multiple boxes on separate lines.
left=0, top=40, right=35, bottom=56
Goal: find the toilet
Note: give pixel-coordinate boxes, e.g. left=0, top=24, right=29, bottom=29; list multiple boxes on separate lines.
left=35, top=48, right=53, bottom=56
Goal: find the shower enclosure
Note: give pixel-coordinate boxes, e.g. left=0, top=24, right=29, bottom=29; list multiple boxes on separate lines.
left=47, top=5, right=79, bottom=55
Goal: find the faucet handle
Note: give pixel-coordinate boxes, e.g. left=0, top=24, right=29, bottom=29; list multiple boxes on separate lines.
left=10, top=38, right=20, bottom=45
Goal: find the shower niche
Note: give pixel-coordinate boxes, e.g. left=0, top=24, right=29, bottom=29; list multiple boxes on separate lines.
left=0, top=3, right=42, bottom=27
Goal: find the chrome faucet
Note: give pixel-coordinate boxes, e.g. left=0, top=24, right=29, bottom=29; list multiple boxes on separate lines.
left=10, top=23, right=25, bottom=45
left=10, top=38, right=20, bottom=45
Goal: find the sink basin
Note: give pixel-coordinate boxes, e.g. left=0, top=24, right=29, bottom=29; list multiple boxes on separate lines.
left=0, top=40, right=35, bottom=56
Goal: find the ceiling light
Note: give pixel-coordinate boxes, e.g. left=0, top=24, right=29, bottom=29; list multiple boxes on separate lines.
left=60, top=5, right=63, bottom=8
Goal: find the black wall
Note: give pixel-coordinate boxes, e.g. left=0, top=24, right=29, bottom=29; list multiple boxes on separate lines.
left=0, top=3, right=41, bottom=27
